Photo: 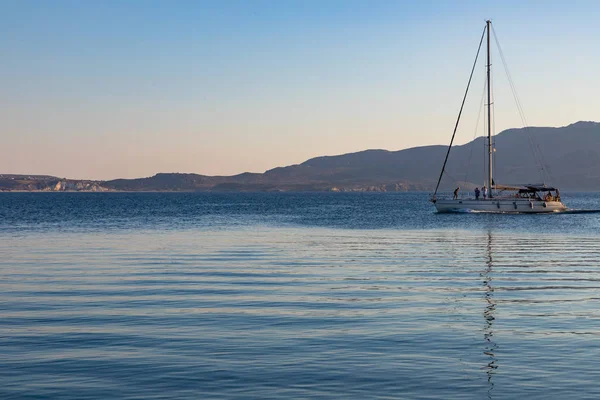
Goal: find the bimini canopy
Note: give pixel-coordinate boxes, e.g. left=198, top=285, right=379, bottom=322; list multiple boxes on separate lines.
left=495, top=184, right=558, bottom=192
left=522, top=185, right=558, bottom=192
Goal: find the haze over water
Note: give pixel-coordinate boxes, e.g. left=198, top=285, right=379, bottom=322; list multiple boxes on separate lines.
left=2, top=192, right=600, bottom=399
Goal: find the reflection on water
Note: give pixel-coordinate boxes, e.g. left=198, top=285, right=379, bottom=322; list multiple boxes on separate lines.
left=3, top=227, right=600, bottom=399
left=483, top=231, right=498, bottom=398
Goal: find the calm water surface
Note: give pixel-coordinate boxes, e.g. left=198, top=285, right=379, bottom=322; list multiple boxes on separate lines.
left=2, top=192, right=600, bottom=399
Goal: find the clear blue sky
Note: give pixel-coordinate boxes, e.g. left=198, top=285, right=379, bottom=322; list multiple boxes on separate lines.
left=2, top=0, right=598, bottom=179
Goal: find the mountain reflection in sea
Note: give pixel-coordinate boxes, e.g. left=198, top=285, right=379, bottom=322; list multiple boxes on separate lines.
left=2, top=192, right=600, bottom=399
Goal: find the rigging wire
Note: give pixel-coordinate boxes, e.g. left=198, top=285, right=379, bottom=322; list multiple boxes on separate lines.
left=483, top=66, right=488, bottom=187
left=432, top=25, right=487, bottom=199
left=491, top=25, right=554, bottom=184
left=463, top=80, right=487, bottom=186
left=444, top=171, right=462, bottom=186
left=491, top=47, right=497, bottom=188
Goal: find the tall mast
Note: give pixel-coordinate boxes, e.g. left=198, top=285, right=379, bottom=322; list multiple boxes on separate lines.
left=486, top=20, right=493, bottom=198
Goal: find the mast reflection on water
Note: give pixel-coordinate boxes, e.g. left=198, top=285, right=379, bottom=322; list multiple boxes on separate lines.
left=482, top=231, right=498, bottom=398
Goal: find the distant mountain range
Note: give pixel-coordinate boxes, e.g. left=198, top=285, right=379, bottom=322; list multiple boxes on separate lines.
left=3, top=121, right=600, bottom=192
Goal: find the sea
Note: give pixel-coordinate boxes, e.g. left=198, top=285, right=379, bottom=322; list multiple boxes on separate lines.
left=2, top=192, right=600, bottom=399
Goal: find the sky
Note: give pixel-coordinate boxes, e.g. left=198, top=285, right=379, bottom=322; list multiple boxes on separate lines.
left=2, top=0, right=599, bottom=179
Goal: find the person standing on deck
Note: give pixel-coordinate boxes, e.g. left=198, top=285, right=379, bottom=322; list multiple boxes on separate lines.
left=474, top=187, right=480, bottom=200
left=453, top=187, right=460, bottom=200
left=482, top=186, right=487, bottom=199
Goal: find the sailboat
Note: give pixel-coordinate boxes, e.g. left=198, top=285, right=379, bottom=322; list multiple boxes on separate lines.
left=431, top=20, right=567, bottom=213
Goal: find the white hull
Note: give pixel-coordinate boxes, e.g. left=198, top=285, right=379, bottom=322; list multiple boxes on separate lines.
left=434, top=198, right=567, bottom=213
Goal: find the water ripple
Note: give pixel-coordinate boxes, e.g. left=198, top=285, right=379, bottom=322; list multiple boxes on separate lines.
left=2, top=227, right=600, bottom=399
